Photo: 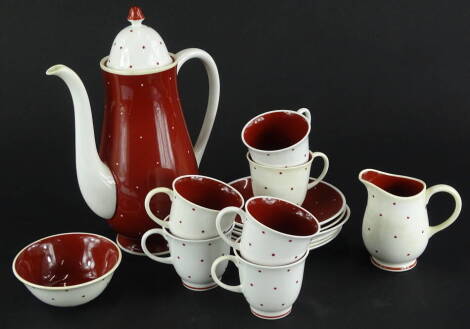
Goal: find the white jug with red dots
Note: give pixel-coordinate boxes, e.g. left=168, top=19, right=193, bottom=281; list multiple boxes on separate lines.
left=359, top=169, right=462, bottom=272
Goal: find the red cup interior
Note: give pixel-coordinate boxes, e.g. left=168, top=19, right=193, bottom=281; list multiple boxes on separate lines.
left=243, top=111, right=309, bottom=151
left=361, top=171, right=424, bottom=197
left=14, top=233, right=120, bottom=287
left=247, top=197, right=319, bottom=236
left=175, top=176, right=243, bottom=210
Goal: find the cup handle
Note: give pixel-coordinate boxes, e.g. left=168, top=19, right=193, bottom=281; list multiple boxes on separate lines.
left=216, top=207, right=245, bottom=249
left=297, top=108, right=311, bottom=124
left=425, top=184, right=462, bottom=238
left=307, top=152, right=330, bottom=189
left=144, top=187, right=173, bottom=228
left=141, top=229, right=173, bottom=264
left=211, top=255, right=242, bottom=293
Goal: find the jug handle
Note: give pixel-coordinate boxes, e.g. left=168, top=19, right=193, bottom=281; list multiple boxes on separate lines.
left=425, top=184, right=462, bottom=238
left=175, top=48, right=220, bottom=166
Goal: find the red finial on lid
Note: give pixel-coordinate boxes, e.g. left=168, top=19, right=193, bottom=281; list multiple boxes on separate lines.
left=127, top=6, right=145, bottom=21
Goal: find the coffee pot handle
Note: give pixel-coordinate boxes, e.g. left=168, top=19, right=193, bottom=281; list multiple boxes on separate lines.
left=176, top=48, right=220, bottom=166
left=425, top=184, right=462, bottom=238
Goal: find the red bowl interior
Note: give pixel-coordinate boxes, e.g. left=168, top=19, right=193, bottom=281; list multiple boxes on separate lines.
left=243, top=111, right=309, bottom=151
left=175, top=176, right=243, bottom=210
left=230, top=178, right=343, bottom=223
left=247, top=197, right=318, bottom=236
left=14, top=233, right=120, bottom=287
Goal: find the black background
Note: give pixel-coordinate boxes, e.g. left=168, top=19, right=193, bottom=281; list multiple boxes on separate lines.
left=2, top=1, right=469, bottom=328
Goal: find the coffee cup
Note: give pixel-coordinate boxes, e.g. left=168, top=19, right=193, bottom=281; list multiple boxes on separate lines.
left=215, top=196, right=319, bottom=266
left=141, top=222, right=232, bottom=291
left=248, top=151, right=329, bottom=205
left=242, top=108, right=311, bottom=167
left=211, top=247, right=309, bottom=320
left=145, top=175, right=244, bottom=239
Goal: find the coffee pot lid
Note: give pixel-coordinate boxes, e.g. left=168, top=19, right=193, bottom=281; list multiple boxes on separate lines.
left=107, top=6, right=173, bottom=71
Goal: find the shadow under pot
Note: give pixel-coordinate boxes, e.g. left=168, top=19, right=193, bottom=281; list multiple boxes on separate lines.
left=216, top=196, right=319, bottom=266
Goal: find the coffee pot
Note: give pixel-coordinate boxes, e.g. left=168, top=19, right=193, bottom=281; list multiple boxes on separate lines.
left=46, top=7, right=220, bottom=255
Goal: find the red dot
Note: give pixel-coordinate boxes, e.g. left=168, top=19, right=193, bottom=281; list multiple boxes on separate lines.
left=260, top=304, right=263, bottom=307
left=282, top=303, right=285, bottom=306
left=120, top=46, right=123, bottom=49
left=177, top=256, right=180, bottom=259
left=142, top=45, right=146, bottom=49
left=130, top=29, right=133, bottom=32
left=249, top=243, right=252, bottom=246
left=407, top=216, right=410, bottom=219
left=201, top=230, right=205, bottom=234
left=272, top=253, right=276, bottom=256
left=182, top=243, right=186, bottom=246
left=208, top=243, right=212, bottom=246
left=129, top=65, right=133, bottom=68
left=379, top=213, right=383, bottom=216
left=258, top=270, right=262, bottom=273
left=294, top=256, right=298, bottom=259
left=407, top=253, right=410, bottom=256
left=273, top=287, right=277, bottom=290
left=394, top=235, right=397, bottom=238
left=157, top=62, right=160, bottom=66
left=188, top=275, right=191, bottom=278
left=264, top=187, right=268, bottom=190
left=192, top=208, right=195, bottom=211
left=288, top=240, right=292, bottom=243
left=296, top=280, right=299, bottom=284
left=200, top=259, right=204, bottom=262
left=250, top=283, right=253, bottom=287
left=393, top=202, right=396, bottom=205
left=262, top=231, right=265, bottom=234
left=290, top=187, right=294, bottom=191
left=287, top=269, right=290, bottom=272
left=375, top=250, right=378, bottom=253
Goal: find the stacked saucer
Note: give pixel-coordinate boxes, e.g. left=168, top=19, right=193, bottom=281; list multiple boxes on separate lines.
left=229, top=177, right=350, bottom=250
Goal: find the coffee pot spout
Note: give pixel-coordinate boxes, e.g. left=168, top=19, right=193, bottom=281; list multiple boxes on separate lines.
left=46, top=65, right=116, bottom=219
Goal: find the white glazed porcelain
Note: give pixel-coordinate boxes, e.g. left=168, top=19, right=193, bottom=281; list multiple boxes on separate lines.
left=216, top=196, right=319, bottom=266
left=141, top=222, right=232, bottom=291
left=12, top=233, right=122, bottom=307
left=242, top=108, right=311, bottom=167
left=107, top=6, right=172, bottom=71
left=145, top=175, right=244, bottom=240
left=211, top=247, right=308, bottom=320
left=359, top=169, right=462, bottom=272
left=248, top=151, right=329, bottom=205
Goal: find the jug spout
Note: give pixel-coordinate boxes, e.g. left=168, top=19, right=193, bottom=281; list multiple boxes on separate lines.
left=359, top=169, right=425, bottom=198
left=46, top=65, right=116, bottom=219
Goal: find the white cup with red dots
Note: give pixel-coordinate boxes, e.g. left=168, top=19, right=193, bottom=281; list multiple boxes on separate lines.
left=215, top=196, right=319, bottom=266
left=247, top=151, right=329, bottom=205
left=211, top=245, right=308, bottom=320
left=242, top=108, right=312, bottom=167
left=141, top=221, right=232, bottom=291
left=145, top=175, right=244, bottom=240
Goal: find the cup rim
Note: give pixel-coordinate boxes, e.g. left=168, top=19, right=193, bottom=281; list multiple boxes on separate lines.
left=172, top=174, right=245, bottom=213
left=246, top=151, right=314, bottom=170
left=241, top=109, right=311, bottom=154
left=161, top=216, right=234, bottom=243
left=244, top=196, right=320, bottom=239
left=233, top=242, right=309, bottom=269
left=12, top=232, right=122, bottom=291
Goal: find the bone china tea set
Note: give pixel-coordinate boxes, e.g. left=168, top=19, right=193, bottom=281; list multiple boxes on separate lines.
left=11, top=6, right=463, bottom=320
